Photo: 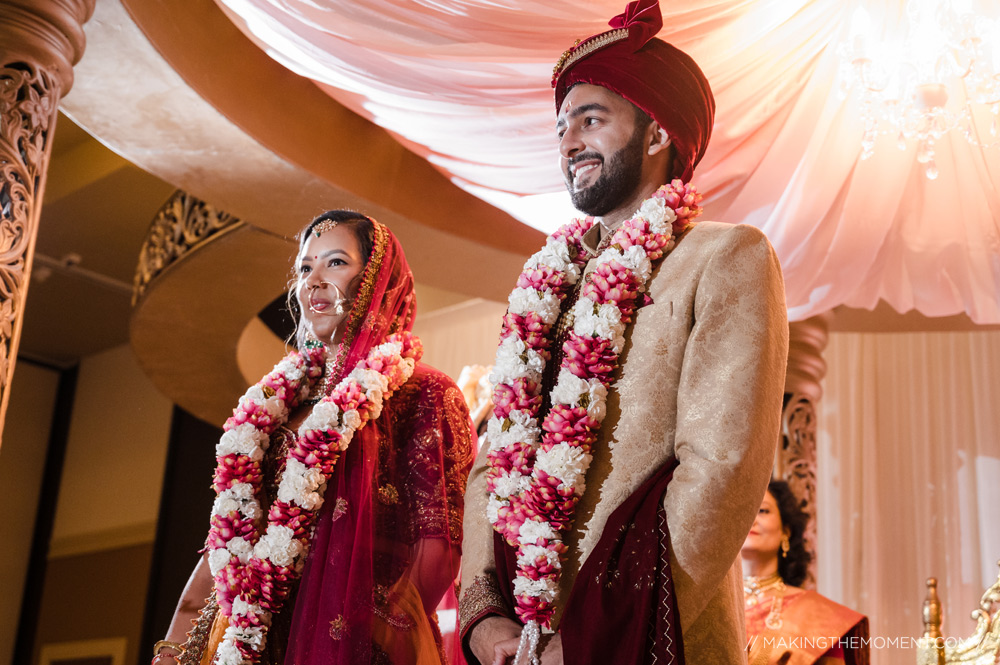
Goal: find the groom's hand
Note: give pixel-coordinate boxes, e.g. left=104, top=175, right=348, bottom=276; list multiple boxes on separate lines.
left=469, top=616, right=522, bottom=665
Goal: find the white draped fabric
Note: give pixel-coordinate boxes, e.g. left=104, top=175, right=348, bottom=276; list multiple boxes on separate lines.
left=216, top=0, right=1000, bottom=324
left=818, top=330, right=1000, bottom=664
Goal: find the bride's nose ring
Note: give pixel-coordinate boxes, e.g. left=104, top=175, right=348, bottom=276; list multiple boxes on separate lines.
left=307, top=281, right=348, bottom=316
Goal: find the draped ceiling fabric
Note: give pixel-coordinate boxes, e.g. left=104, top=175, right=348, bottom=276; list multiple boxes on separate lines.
left=216, top=0, right=1000, bottom=324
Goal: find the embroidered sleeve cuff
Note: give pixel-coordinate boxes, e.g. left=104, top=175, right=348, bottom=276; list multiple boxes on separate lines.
left=458, top=573, right=511, bottom=639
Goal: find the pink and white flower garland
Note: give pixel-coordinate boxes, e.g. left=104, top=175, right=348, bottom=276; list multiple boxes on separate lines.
left=486, top=180, right=703, bottom=634
left=205, top=332, right=422, bottom=665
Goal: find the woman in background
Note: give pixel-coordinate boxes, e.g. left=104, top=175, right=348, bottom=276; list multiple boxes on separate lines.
left=742, top=480, right=869, bottom=665
left=152, top=211, right=473, bottom=665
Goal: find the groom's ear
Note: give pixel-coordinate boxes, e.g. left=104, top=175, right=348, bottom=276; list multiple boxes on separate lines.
left=648, top=123, right=671, bottom=156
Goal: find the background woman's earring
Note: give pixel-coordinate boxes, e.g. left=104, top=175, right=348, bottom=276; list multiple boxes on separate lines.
left=780, top=535, right=790, bottom=558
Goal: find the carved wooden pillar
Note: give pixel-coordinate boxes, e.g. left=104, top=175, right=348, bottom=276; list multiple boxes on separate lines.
left=776, top=313, right=832, bottom=587
left=0, top=0, right=95, bottom=440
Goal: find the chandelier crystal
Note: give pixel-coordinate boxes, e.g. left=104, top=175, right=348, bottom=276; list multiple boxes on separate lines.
left=837, top=1, right=1000, bottom=179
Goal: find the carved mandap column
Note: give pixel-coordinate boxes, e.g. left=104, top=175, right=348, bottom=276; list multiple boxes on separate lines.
left=0, top=0, right=95, bottom=439
left=777, top=313, right=832, bottom=587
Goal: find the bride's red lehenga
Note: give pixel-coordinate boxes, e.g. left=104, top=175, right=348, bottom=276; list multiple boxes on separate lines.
left=181, top=221, right=474, bottom=665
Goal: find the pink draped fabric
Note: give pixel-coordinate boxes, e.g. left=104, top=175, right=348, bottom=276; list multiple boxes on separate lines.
left=215, top=0, right=1000, bottom=323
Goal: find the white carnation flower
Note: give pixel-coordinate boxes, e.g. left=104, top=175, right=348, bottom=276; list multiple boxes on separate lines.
left=513, top=574, right=557, bottom=602
left=277, top=459, right=326, bottom=510
left=596, top=244, right=653, bottom=283
left=348, top=368, right=390, bottom=394
left=549, top=368, right=589, bottom=406
left=366, top=391, right=384, bottom=420
left=260, top=394, right=287, bottom=419
left=226, top=536, right=254, bottom=563
left=517, top=519, right=558, bottom=545
left=274, top=358, right=304, bottom=383
left=341, top=409, right=362, bottom=430
left=300, top=399, right=340, bottom=432
left=486, top=409, right=540, bottom=450
left=530, top=237, right=583, bottom=284
left=517, top=544, right=562, bottom=569
left=486, top=494, right=505, bottom=524
left=507, top=287, right=562, bottom=325
left=215, top=640, right=245, bottom=665
left=334, top=425, right=354, bottom=450
left=491, top=336, right=545, bottom=386
left=536, top=236, right=572, bottom=268
left=373, top=340, right=403, bottom=357
left=225, top=624, right=266, bottom=650
left=213, top=483, right=259, bottom=518
left=584, top=382, right=608, bottom=422
left=534, top=444, right=592, bottom=495
left=208, top=547, right=231, bottom=575
left=240, top=385, right=266, bottom=407
left=231, top=597, right=265, bottom=619
left=213, top=494, right=240, bottom=516
left=217, top=423, right=269, bottom=461
left=622, top=244, right=654, bottom=282
left=572, top=297, right=626, bottom=353
left=492, top=471, right=530, bottom=499
left=650, top=201, right=678, bottom=236
left=254, top=524, right=302, bottom=568
left=638, top=196, right=668, bottom=228
left=549, top=369, right=608, bottom=421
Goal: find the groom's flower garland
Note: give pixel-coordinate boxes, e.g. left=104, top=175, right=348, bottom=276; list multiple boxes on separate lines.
left=486, top=179, right=702, bottom=630
left=204, top=332, right=422, bottom=665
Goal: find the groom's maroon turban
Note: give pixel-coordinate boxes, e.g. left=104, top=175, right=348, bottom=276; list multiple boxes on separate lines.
left=552, top=0, right=715, bottom=183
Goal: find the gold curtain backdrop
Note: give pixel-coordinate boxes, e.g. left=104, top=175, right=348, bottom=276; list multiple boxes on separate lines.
left=817, top=330, right=1000, bottom=664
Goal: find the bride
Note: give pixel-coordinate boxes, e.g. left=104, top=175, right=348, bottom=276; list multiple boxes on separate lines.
left=151, top=211, right=474, bottom=665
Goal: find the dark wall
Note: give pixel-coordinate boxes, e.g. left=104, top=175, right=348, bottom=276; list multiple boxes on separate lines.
left=32, top=544, right=153, bottom=665
left=141, top=406, right=221, bottom=655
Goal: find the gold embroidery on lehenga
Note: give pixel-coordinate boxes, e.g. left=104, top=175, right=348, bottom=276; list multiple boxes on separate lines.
left=378, top=483, right=399, bottom=506
left=372, top=584, right=416, bottom=630
left=328, top=615, right=347, bottom=640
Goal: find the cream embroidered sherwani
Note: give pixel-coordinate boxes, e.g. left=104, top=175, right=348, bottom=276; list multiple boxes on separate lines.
left=459, top=221, right=789, bottom=664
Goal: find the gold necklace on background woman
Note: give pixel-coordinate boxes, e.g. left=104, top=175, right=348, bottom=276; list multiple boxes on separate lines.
left=744, top=572, right=786, bottom=629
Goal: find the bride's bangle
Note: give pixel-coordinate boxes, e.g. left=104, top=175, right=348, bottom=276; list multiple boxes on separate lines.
left=152, top=640, right=183, bottom=664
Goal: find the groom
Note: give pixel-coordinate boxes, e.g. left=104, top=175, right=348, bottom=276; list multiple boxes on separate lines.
left=459, top=1, right=788, bottom=663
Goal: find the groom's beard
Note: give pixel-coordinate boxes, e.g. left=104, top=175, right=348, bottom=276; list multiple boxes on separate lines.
left=566, top=125, right=646, bottom=217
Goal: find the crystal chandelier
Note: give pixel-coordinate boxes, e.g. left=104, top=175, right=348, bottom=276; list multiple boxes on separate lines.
left=837, top=1, right=1000, bottom=179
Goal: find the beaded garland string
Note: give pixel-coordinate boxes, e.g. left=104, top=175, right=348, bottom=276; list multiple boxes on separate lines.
left=205, top=330, right=422, bottom=665
left=485, top=179, right=702, bottom=648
